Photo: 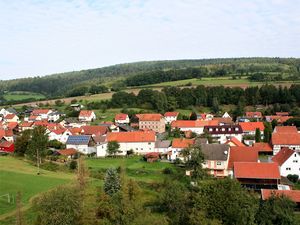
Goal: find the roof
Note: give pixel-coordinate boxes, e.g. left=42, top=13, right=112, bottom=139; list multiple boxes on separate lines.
left=201, top=144, right=229, bottom=161
left=136, top=114, right=163, bottom=121
left=274, top=126, right=298, bottom=133
left=265, top=116, right=292, bottom=123
left=32, top=109, right=50, bottom=115
left=228, top=147, right=258, bottom=169
left=66, top=135, right=91, bottom=145
left=234, top=162, right=280, bottom=179
left=7, top=122, right=18, bottom=130
left=33, top=120, right=49, bottom=127
left=272, top=147, right=295, bottom=166
left=172, top=138, right=195, bottom=148
left=239, top=122, right=265, bottom=132
left=225, top=137, right=245, bottom=147
left=246, top=112, right=263, bottom=118
left=171, top=120, right=218, bottom=128
left=261, top=189, right=300, bottom=203
left=0, top=129, right=13, bottom=137
left=79, top=110, right=94, bottom=118
left=275, top=112, right=289, bottom=116
left=252, top=142, right=273, bottom=152
left=204, top=125, right=243, bottom=134
left=68, top=127, right=82, bottom=135
left=4, top=114, right=17, bottom=119
left=155, top=140, right=171, bottom=148
left=214, top=117, right=234, bottom=125
left=115, top=113, right=128, bottom=120
left=272, top=133, right=300, bottom=145
left=20, top=122, right=33, bottom=128
left=0, top=141, right=14, bottom=148
left=164, top=112, right=179, bottom=117
left=57, top=148, right=78, bottom=156
left=81, top=126, right=107, bottom=136
left=107, top=131, right=156, bottom=143
left=48, top=128, right=66, bottom=135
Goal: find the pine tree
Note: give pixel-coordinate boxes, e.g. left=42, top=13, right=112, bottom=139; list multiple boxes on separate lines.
left=255, top=128, right=261, bottom=143
left=104, top=168, right=121, bottom=196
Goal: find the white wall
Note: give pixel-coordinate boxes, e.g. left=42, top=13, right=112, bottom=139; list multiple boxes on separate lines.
left=273, top=145, right=300, bottom=155
left=66, top=144, right=96, bottom=155
left=279, top=152, right=300, bottom=177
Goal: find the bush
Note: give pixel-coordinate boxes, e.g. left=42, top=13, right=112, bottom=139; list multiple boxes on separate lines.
left=41, top=162, right=59, bottom=172
left=162, top=167, right=173, bottom=174
left=287, top=174, right=299, bottom=183
left=69, top=160, right=77, bottom=170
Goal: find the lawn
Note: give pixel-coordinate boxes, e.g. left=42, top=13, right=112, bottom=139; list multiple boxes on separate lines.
left=0, top=156, right=74, bottom=217
left=3, top=91, right=46, bottom=101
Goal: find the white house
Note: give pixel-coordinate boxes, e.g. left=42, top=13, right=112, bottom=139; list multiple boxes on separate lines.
left=171, top=120, right=218, bottom=135
left=114, top=113, right=130, bottom=124
left=78, top=110, right=96, bottom=122
left=48, top=112, right=60, bottom=122
left=272, top=126, right=300, bottom=155
left=66, top=135, right=96, bottom=155
left=272, top=148, right=300, bottom=177
left=31, top=109, right=53, bottom=120
left=4, top=114, right=19, bottom=123
left=204, top=125, right=243, bottom=144
left=169, top=138, right=195, bottom=161
left=222, top=112, right=231, bottom=118
left=164, top=112, right=179, bottom=124
left=96, top=131, right=156, bottom=157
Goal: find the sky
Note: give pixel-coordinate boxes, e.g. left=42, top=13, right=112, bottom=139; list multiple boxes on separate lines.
left=0, top=0, right=299, bottom=80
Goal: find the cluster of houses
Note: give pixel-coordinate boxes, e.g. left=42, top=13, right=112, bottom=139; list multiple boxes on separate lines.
left=0, top=107, right=300, bottom=206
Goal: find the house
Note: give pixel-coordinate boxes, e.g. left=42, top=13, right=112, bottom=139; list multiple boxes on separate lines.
left=252, top=142, right=273, bottom=154
left=136, top=114, right=165, bottom=133
left=4, top=114, right=19, bottom=123
left=204, top=125, right=243, bottom=144
left=164, top=112, right=179, bottom=124
left=78, top=110, right=96, bottom=122
left=66, top=135, right=96, bottom=155
left=214, top=117, right=234, bottom=126
left=169, top=138, right=195, bottom=161
left=261, top=189, right=300, bottom=208
left=201, top=144, right=230, bottom=177
left=47, top=127, right=67, bottom=142
left=48, top=111, right=60, bottom=122
left=0, top=129, right=14, bottom=142
left=19, top=122, right=34, bottom=132
left=115, top=113, right=129, bottom=124
left=272, top=147, right=300, bottom=177
left=154, top=140, right=171, bottom=154
left=80, top=126, right=108, bottom=137
left=225, top=137, right=245, bottom=147
left=275, top=112, right=289, bottom=116
left=144, top=152, right=160, bottom=162
left=61, top=118, right=85, bottom=128
left=0, top=138, right=14, bottom=153
left=171, top=120, right=218, bottom=135
left=97, top=131, right=156, bottom=157
left=239, top=122, right=264, bottom=136
left=196, top=113, right=214, bottom=121
left=222, top=112, right=231, bottom=118
left=233, top=162, right=280, bottom=190
left=70, top=104, right=82, bottom=111
left=56, top=148, right=78, bottom=159
left=245, top=112, right=263, bottom=120
left=31, top=109, right=52, bottom=120
left=271, top=126, right=300, bottom=155
left=228, top=146, right=259, bottom=176
left=265, top=115, right=292, bottom=124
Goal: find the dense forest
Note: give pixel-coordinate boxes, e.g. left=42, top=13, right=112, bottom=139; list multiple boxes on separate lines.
left=0, top=58, right=299, bottom=100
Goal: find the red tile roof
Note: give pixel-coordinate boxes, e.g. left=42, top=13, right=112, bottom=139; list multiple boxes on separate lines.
left=239, top=122, right=265, bottom=132
left=228, top=147, right=258, bottom=169
left=0, top=129, right=13, bottom=137
left=4, top=114, right=17, bottom=119
left=115, top=113, right=128, bottom=120
left=57, top=148, right=77, bottom=156
left=172, top=138, right=195, bottom=148
left=20, top=122, right=34, bottom=128
left=272, top=133, right=300, bottom=145
left=33, top=120, right=49, bottom=127
left=272, top=147, right=295, bottom=166
left=68, top=127, right=82, bottom=135
left=266, top=116, right=292, bottom=123
left=261, top=189, right=300, bottom=203
left=246, top=112, right=262, bottom=118
left=107, top=131, right=156, bottom=143
left=225, top=137, right=245, bottom=147
left=81, top=126, right=107, bottom=136
left=274, top=126, right=298, bottom=133
left=136, top=114, right=163, bottom=121
left=253, top=142, right=273, bottom=152
left=171, top=120, right=218, bottom=128
left=164, top=112, right=179, bottom=117
left=32, top=109, right=50, bottom=115
left=234, top=162, right=280, bottom=179
left=7, top=122, right=18, bottom=130
left=275, top=112, right=289, bottom=116
left=79, top=110, right=94, bottom=118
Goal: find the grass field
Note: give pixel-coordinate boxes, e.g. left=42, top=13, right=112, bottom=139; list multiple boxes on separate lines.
left=0, top=156, right=74, bottom=217
left=3, top=91, right=46, bottom=101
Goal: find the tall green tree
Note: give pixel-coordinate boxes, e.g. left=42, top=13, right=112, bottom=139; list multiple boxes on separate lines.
left=186, top=145, right=206, bottom=181
left=14, top=129, right=31, bottom=157
left=255, top=128, right=261, bottom=143
left=104, top=168, right=121, bottom=196
left=263, top=122, right=272, bottom=143
left=107, top=141, right=120, bottom=157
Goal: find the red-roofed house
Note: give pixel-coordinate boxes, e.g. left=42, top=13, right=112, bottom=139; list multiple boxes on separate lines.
left=275, top=112, right=289, bottom=116
left=81, top=125, right=108, bottom=136
left=19, top=122, right=34, bottom=132
left=136, top=114, right=165, bottom=133
left=4, top=114, right=19, bottom=123
left=274, top=126, right=298, bottom=133
left=204, top=125, right=243, bottom=144
left=261, top=189, right=300, bottom=208
left=171, top=120, right=218, bottom=135
left=170, top=138, right=195, bottom=161
left=164, top=112, right=179, bottom=124
left=0, top=129, right=14, bottom=142
left=31, top=109, right=52, bottom=120
left=225, top=137, right=245, bottom=147
left=239, top=122, right=265, bottom=135
left=97, top=131, right=156, bottom=157
left=272, top=147, right=300, bottom=177
left=114, top=113, right=129, bottom=124
left=0, top=139, right=14, bottom=153
left=265, top=115, right=293, bottom=124
left=253, top=142, right=273, bottom=154
left=245, top=111, right=263, bottom=119
left=78, top=110, right=96, bottom=122
left=234, top=162, right=280, bottom=190
left=56, top=148, right=78, bottom=159
left=272, top=126, right=300, bottom=155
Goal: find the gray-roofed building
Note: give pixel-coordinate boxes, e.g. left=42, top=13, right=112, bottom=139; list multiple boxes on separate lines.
left=66, top=135, right=96, bottom=155
left=155, top=140, right=171, bottom=154
left=200, top=144, right=229, bottom=178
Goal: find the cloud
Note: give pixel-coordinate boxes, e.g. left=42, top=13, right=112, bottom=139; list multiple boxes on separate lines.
left=0, top=0, right=299, bottom=79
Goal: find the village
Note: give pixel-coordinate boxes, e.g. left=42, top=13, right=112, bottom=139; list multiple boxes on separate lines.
left=0, top=104, right=300, bottom=208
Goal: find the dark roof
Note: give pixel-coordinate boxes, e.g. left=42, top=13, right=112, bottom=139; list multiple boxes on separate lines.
left=204, top=125, right=243, bottom=134
left=65, top=117, right=80, bottom=123
left=66, top=135, right=91, bottom=145
left=195, top=138, right=208, bottom=145
left=118, top=124, right=136, bottom=132
left=6, top=108, right=17, bottom=114
left=200, top=144, right=229, bottom=161
left=155, top=140, right=171, bottom=148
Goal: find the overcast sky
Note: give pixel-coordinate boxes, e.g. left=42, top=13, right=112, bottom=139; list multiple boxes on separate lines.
left=0, top=0, right=299, bottom=80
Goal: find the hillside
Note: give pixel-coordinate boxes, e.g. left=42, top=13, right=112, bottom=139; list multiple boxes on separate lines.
left=0, top=57, right=300, bottom=105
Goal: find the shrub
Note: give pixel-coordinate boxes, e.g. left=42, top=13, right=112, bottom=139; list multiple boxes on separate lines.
left=69, top=160, right=77, bottom=170
left=41, top=162, right=59, bottom=172
left=163, top=167, right=173, bottom=174
left=287, top=174, right=299, bottom=183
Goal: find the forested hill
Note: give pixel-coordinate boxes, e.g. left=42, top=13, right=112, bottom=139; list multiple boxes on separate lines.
left=1, top=57, right=300, bottom=98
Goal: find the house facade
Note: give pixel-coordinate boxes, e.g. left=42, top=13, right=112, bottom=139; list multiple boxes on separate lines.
left=204, top=125, right=243, bottom=144
left=115, top=113, right=130, bottom=124
left=66, top=135, right=96, bottom=154
left=137, top=114, right=165, bottom=133
left=171, top=120, right=218, bottom=135
left=164, top=112, right=179, bottom=124
left=78, top=110, right=96, bottom=122
left=272, top=148, right=300, bottom=177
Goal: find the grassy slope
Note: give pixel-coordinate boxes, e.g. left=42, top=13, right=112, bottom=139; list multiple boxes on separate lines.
left=3, top=91, right=46, bottom=101
left=0, top=156, right=74, bottom=217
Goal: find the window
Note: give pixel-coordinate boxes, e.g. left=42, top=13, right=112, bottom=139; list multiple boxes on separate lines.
left=217, top=162, right=222, bottom=165
left=286, top=168, right=291, bottom=170
left=136, top=148, right=138, bottom=150
left=148, top=142, right=151, bottom=145
left=295, top=154, right=297, bottom=157
left=293, top=160, right=298, bottom=163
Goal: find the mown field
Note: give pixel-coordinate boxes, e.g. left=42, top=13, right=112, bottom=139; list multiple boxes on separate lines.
left=3, top=91, right=46, bottom=101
